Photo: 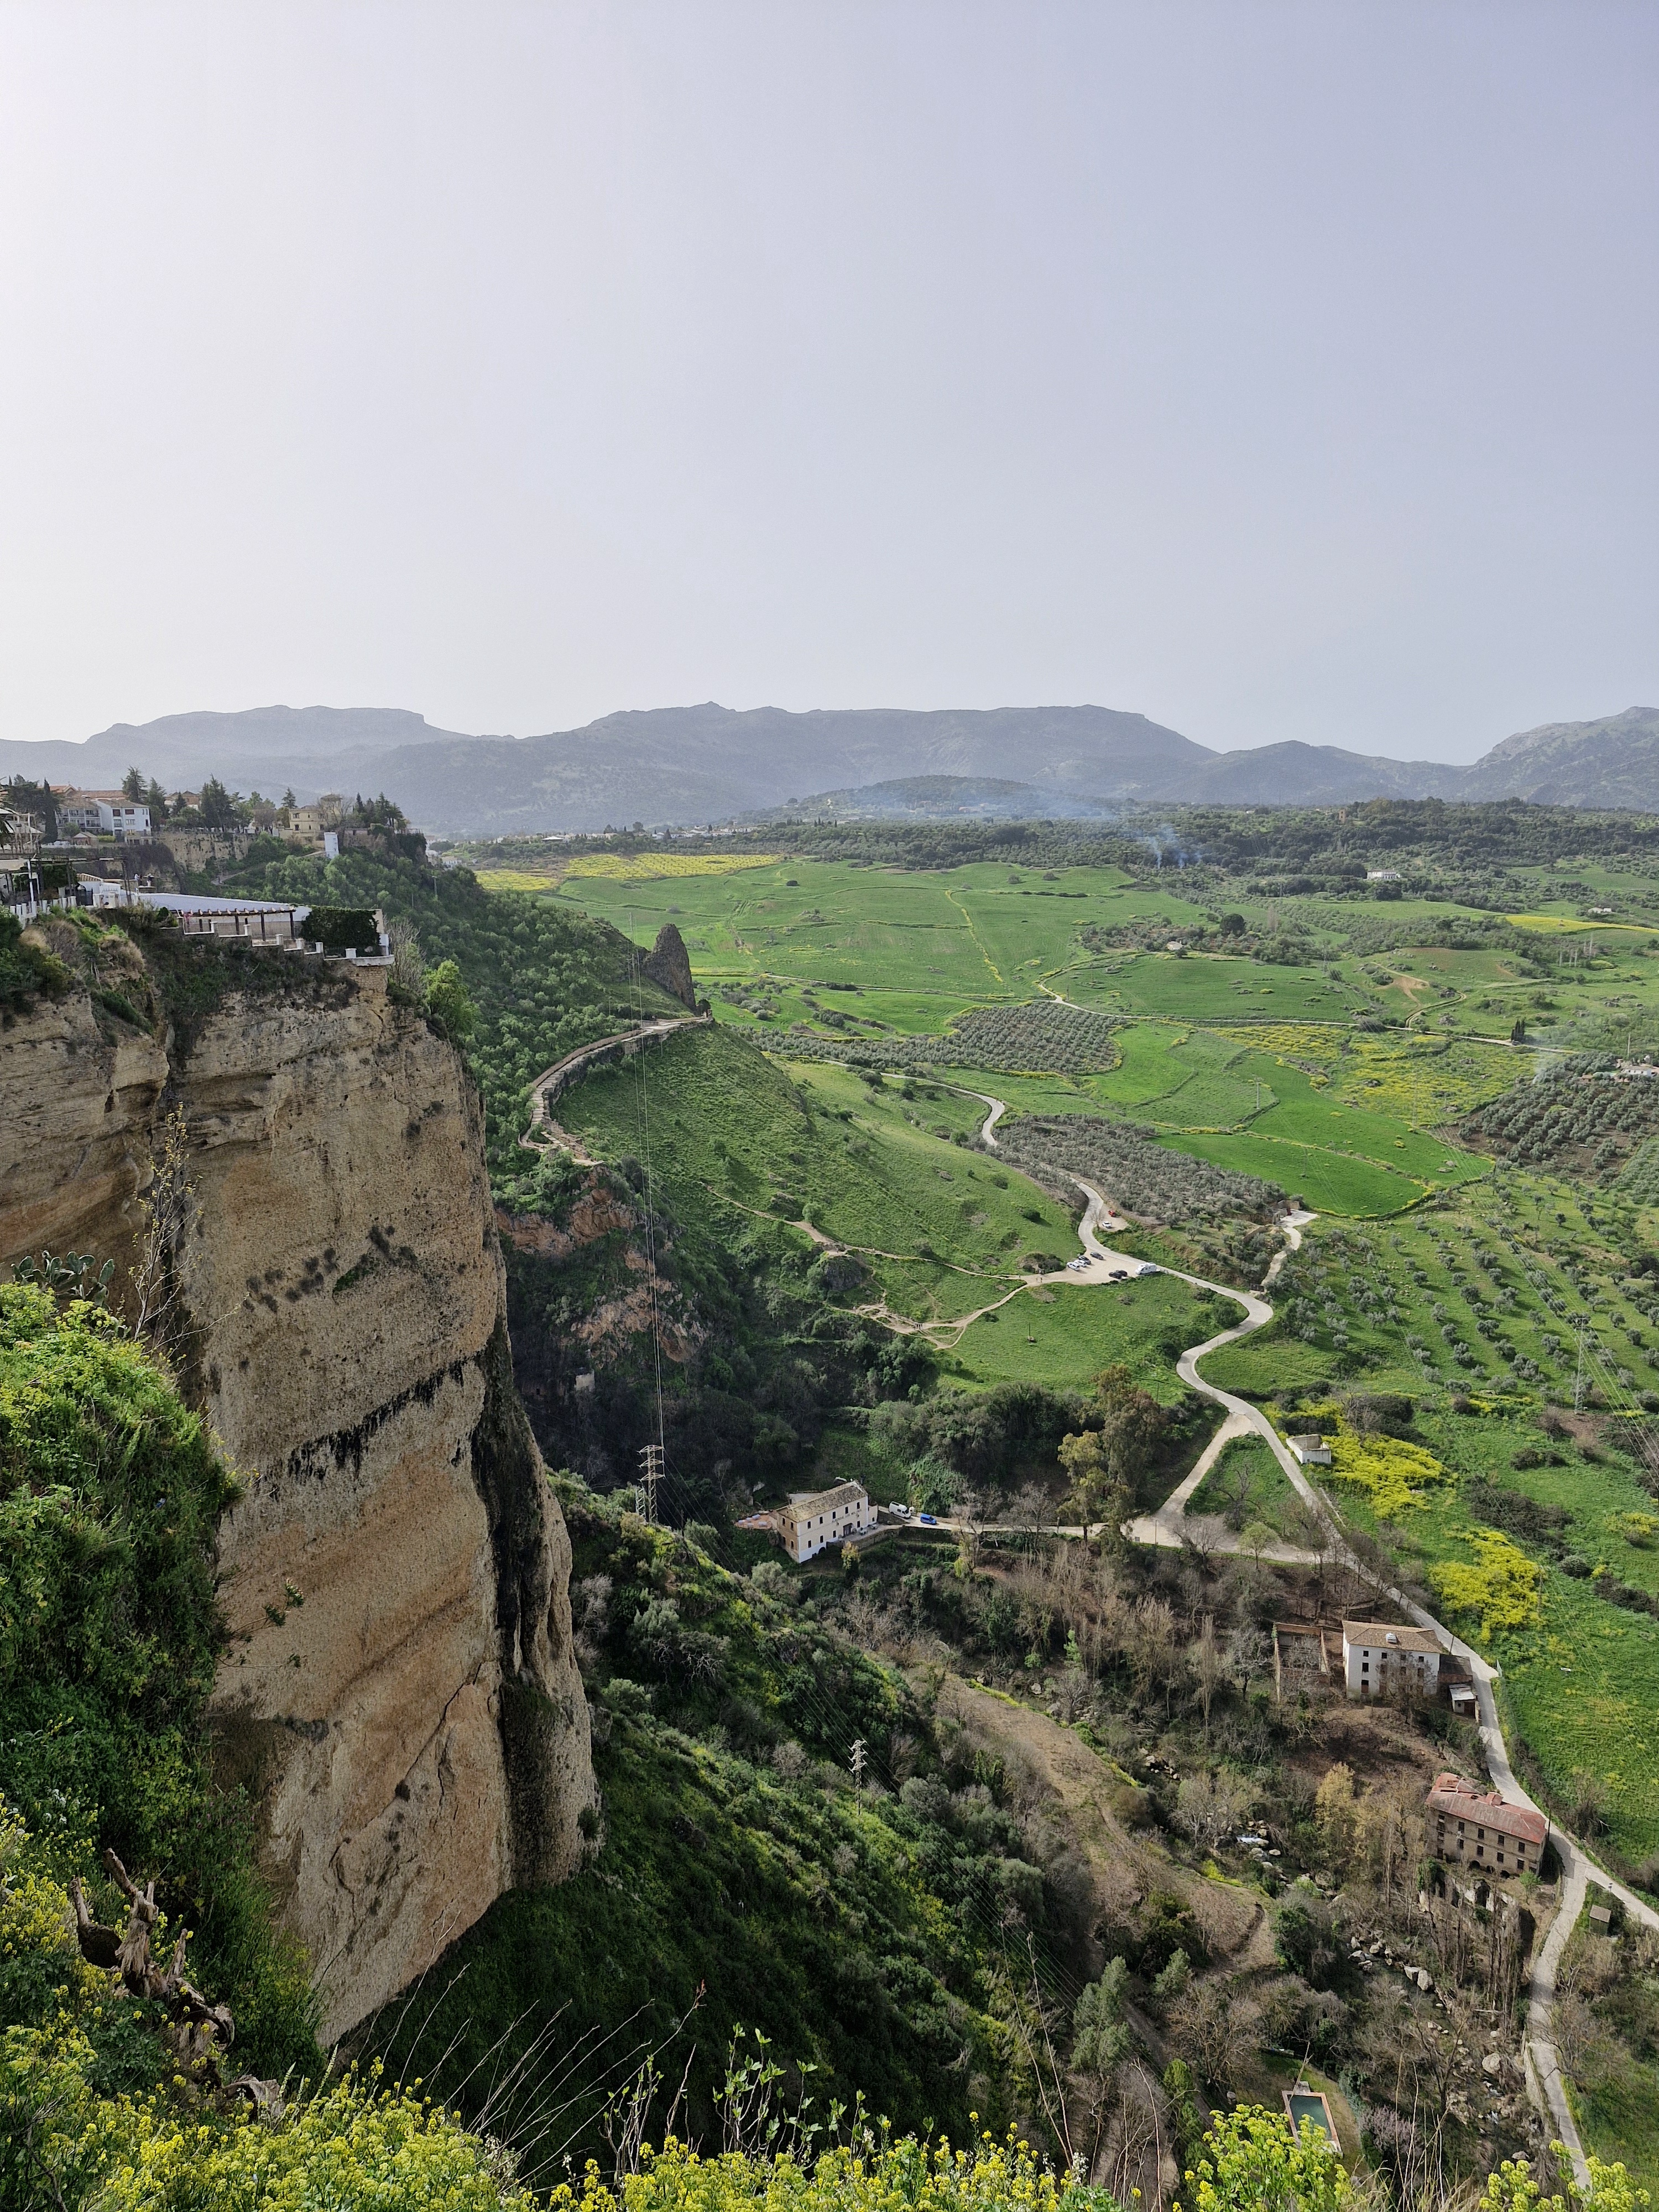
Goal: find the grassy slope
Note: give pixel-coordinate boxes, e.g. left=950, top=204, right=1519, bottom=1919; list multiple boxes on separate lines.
left=363, top=1491, right=1088, bottom=2155
left=940, top=1276, right=1211, bottom=1397
left=222, top=846, right=685, bottom=1178
left=555, top=1029, right=1081, bottom=1323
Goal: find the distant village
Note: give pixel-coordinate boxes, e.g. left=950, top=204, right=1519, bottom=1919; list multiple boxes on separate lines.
left=1, top=775, right=409, bottom=935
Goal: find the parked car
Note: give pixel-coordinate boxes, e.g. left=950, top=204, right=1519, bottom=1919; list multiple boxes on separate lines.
left=918, top=1512, right=938, bottom=1526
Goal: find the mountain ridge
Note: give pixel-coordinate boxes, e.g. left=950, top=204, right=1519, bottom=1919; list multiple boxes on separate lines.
left=3, top=700, right=1655, bottom=831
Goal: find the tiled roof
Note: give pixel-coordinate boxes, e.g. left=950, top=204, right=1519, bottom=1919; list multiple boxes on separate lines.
left=1342, top=1620, right=1443, bottom=1655
left=785, top=1481, right=868, bottom=1512
left=1426, top=1772, right=1548, bottom=1846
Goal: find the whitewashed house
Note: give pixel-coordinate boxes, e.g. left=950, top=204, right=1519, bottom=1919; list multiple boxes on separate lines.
left=55, top=790, right=151, bottom=837
left=1342, top=1620, right=1444, bottom=1698
left=778, top=1481, right=878, bottom=1563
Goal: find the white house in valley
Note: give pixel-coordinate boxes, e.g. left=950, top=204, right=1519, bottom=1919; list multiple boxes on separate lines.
left=1342, top=1620, right=1444, bottom=1698
left=778, top=1481, right=878, bottom=1563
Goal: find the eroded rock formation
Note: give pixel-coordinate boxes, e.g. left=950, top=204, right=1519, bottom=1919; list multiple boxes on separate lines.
left=0, top=943, right=595, bottom=2037
left=643, top=921, right=698, bottom=1010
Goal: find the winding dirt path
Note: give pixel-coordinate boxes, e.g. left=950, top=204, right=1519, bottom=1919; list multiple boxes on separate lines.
left=519, top=1014, right=707, bottom=1161
left=549, top=1026, right=1641, bottom=2159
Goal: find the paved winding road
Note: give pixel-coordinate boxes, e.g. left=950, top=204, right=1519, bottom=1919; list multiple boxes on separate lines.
left=925, top=1118, right=1656, bottom=2169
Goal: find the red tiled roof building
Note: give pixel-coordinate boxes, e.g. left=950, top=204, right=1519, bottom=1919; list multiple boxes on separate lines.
left=1426, top=1772, right=1547, bottom=1876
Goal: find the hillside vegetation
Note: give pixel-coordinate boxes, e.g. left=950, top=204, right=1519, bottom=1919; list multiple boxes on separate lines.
left=194, top=807, right=1659, bottom=2199
left=0, top=1285, right=538, bottom=2206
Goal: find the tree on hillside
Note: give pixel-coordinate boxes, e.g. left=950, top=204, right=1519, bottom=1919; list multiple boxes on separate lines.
left=121, top=765, right=146, bottom=800
left=1071, top=1958, right=1132, bottom=2171
left=1315, top=1762, right=1359, bottom=1866
left=1188, top=1613, right=1224, bottom=1740
left=1059, top=1364, right=1170, bottom=1547
left=198, top=776, right=241, bottom=830
left=426, top=959, right=476, bottom=1042
left=4, top=776, right=56, bottom=839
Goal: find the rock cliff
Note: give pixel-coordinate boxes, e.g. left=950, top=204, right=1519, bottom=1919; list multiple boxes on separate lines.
left=0, top=931, right=595, bottom=2037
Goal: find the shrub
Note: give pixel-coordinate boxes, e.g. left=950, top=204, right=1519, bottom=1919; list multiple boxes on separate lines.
left=1324, top=1426, right=1448, bottom=1517
left=304, top=903, right=380, bottom=954
left=0, top=911, right=70, bottom=1010
left=427, top=957, right=478, bottom=1040
left=1430, top=1528, right=1546, bottom=1640
left=0, top=1285, right=318, bottom=2078
left=550, top=2136, right=1119, bottom=2212
left=92, top=2072, right=529, bottom=2209
left=1186, top=2105, right=1347, bottom=2212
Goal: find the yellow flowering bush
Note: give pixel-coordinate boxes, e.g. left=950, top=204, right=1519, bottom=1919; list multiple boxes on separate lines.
left=95, top=2074, right=533, bottom=2211
left=1430, top=1528, right=1546, bottom=1640
left=0, top=1794, right=523, bottom=2210
left=1324, top=1430, right=1449, bottom=1517
left=549, top=2131, right=1117, bottom=2212
left=1481, top=2149, right=1651, bottom=2212
left=1177, top=2106, right=1345, bottom=2212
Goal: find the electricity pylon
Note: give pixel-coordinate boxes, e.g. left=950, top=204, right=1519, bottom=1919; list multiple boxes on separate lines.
left=638, top=1442, right=664, bottom=1524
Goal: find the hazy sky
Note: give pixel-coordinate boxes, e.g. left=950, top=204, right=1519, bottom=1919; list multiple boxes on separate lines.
left=2, top=2, right=1655, bottom=761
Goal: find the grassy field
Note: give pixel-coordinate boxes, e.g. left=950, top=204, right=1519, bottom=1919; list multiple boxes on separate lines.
left=546, top=855, right=1507, bottom=1217
left=1187, top=1434, right=1302, bottom=1534
left=554, top=1028, right=1082, bottom=1323
left=533, top=849, right=1659, bottom=1866
left=552, top=857, right=1213, bottom=1011
left=940, top=1274, right=1212, bottom=1399
left=1104, top=952, right=1377, bottom=1026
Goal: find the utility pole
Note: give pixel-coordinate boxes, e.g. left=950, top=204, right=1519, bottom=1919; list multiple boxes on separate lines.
left=638, top=1441, right=664, bottom=1524
left=849, top=1739, right=867, bottom=1787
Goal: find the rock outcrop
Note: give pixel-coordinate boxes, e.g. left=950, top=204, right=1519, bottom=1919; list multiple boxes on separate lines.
left=0, top=940, right=594, bottom=2037
left=643, top=922, right=697, bottom=1011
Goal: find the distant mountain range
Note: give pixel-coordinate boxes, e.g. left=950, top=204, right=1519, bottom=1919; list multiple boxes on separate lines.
left=3, top=700, right=1655, bottom=834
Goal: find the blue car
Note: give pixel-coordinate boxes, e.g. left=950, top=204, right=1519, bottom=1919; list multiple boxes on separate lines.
left=918, top=1512, right=938, bottom=1526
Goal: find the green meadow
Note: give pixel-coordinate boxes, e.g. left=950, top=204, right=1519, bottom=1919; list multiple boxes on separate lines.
left=940, top=1274, right=1212, bottom=1399
left=525, top=837, right=1659, bottom=1865
left=552, top=853, right=1508, bottom=1218
left=555, top=1028, right=1081, bottom=1323
left=1187, top=1434, right=1302, bottom=1535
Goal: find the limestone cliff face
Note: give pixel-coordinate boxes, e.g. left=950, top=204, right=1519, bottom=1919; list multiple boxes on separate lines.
left=0, top=951, right=594, bottom=2037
